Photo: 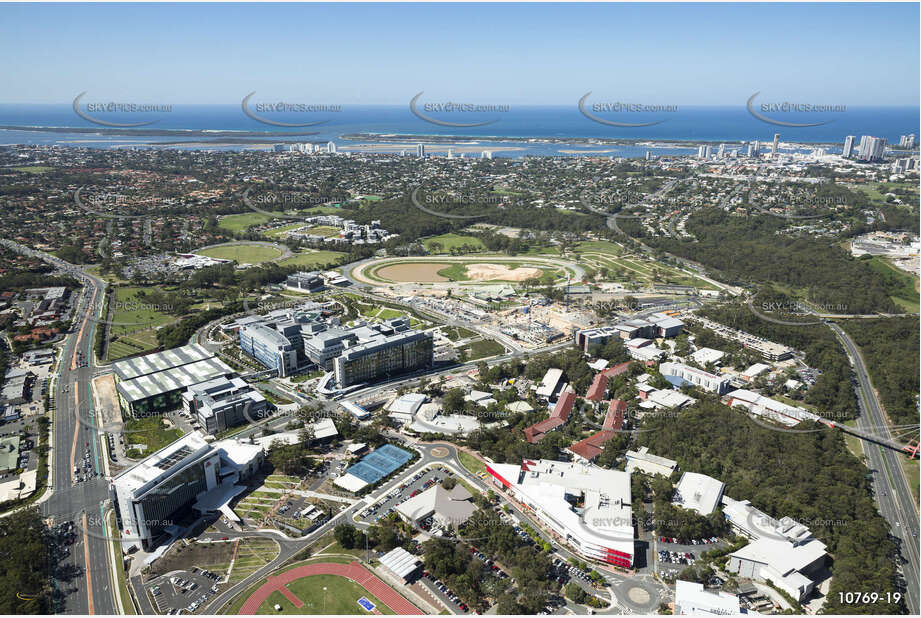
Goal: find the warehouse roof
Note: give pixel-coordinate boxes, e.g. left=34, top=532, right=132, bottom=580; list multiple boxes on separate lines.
left=116, top=356, right=234, bottom=403
left=112, top=343, right=214, bottom=381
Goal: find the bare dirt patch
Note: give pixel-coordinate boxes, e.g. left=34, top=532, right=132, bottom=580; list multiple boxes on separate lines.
left=466, top=263, right=542, bottom=281
left=92, top=373, right=121, bottom=428
left=376, top=263, right=450, bottom=282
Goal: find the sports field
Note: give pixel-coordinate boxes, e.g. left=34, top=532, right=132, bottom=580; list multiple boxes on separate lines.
left=256, top=575, right=394, bottom=615
left=278, top=250, right=347, bottom=269
left=238, top=561, right=421, bottom=615
left=197, top=243, right=285, bottom=264
left=105, top=286, right=178, bottom=360
left=422, top=233, right=486, bottom=253
left=218, top=212, right=279, bottom=232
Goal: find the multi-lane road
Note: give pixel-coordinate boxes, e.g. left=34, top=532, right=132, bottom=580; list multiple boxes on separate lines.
left=830, top=323, right=920, bottom=614
left=1, top=240, right=118, bottom=615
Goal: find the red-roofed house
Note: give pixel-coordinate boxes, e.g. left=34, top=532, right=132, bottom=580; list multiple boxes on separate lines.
left=568, top=430, right=617, bottom=462
left=524, top=417, right=566, bottom=443
left=586, top=373, right=610, bottom=402
left=600, top=361, right=632, bottom=379
left=524, top=389, right=576, bottom=443
left=552, top=390, right=575, bottom=421
left=604, top=399, right=627, bottom=430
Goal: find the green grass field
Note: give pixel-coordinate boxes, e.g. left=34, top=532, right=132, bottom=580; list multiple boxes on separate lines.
left=13, top=165, right=54, bottom=174
left=229, top=538, right=281, bottom=584
left=279, top=250, right=347, bottom=269
left=457, top=450, right=486, bottom=475
left=105, top=286, right=178, bottom=360
left=436, top=263, right=472, bottom=281
left=442, top=326, right=478, bottom=341
left=264, top=223, right=308, bottom=237
left=218, top=212, right=278, bottom=232
left=197, top=243, right=285, bottom=264
left=423, top=233, right=486, bottom=253
left=124, top=416, right=182, bottom=457
left=457, top=339, right=505, bottom=361
left=901, top=457, right=920, bottom=506
left=257, top=574, right=395, bottom=615
left=575, top=240, right=624, bottom=256
left=303, top=225, right=342, bottom=237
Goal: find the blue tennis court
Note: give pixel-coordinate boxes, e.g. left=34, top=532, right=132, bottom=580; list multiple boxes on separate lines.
left=346, top=444, right=412, bottom=484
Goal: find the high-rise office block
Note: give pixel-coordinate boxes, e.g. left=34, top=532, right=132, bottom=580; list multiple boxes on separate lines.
left=857, top=136, right=887, bottom=161
left=842, top=135, right=856, bottom=158
left=239, top=323, right=299, bottom=377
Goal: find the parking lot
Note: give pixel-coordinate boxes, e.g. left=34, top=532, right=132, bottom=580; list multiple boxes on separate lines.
left=147, top=566, right=223, bottom=614
left=357, top=467, right=446, bottom=524
left=655, top=536, right=725, bottom=575
left=419, top=571, right=472, bottom=614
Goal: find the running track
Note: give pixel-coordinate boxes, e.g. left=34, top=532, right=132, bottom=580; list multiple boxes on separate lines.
left=238, top=561, right=423, bottom=615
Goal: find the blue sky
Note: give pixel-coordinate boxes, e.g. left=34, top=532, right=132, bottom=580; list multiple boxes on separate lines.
left=1, top=2, right=918, bottom=105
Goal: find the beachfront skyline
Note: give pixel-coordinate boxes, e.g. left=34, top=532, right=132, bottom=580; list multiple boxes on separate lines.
left=0, top=2, right=918, bottom=106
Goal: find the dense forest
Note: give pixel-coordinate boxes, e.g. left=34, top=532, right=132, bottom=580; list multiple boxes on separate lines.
left=841, top=317, right=920, bottom=427
left=346, top=192, right=605, bottom=240
left=643, top=210, right=900, bottom=314
left=639, top=402, right=906, bottom=615
left=0, top=509, right=54, bottom=614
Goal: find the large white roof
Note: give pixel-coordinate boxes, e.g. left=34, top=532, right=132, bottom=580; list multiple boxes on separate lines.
left=490, top=459, right=634, bottom=555
left=379, top=547, right=422, bottom=580
left=674, top=579, right=741, bottom=615
left=672, top=472, right=725, bottom=515
left=732, top=536, right=827, bottom=574
left=112, top=431, right=213, bottom=492
left=113, top=343, right=214, bottom=381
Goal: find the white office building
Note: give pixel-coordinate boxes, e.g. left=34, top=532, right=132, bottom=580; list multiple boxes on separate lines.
left=725, top=389, right=819, bottom=428
left=182, top=376, right=268, bottom=435
left=674, top=580, right=742, bottom=615
left=625, top=446, right=677, bottom=477
left=387, top=393, right=428, bottom=424
left=722, top=497, right=829, bottom=602
left=672, top=471, right=725, bottom=515
left=690, top=347, right=725, bottom=366
left=111, top=432, right=263, bottom=551
left=659, top=362, right=732, bottom=394
left=487, top=459, right=634, bottom=568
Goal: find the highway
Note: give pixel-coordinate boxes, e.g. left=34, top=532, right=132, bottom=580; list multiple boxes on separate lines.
left=1, top=240, right=118, bottom=615
left=829, top=323, right=920, bottom=613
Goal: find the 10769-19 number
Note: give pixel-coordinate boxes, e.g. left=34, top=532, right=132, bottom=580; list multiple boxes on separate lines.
left=838, top=592, right=902, bottom=605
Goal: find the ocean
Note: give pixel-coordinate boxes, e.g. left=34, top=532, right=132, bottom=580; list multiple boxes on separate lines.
left=0, top=103, right=917, bottom=158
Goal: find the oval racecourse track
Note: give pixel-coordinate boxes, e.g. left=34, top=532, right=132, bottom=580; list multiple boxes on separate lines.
left=238, top=561, right=423, bottom=615
left=350, top=255, right=586, bottom=285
